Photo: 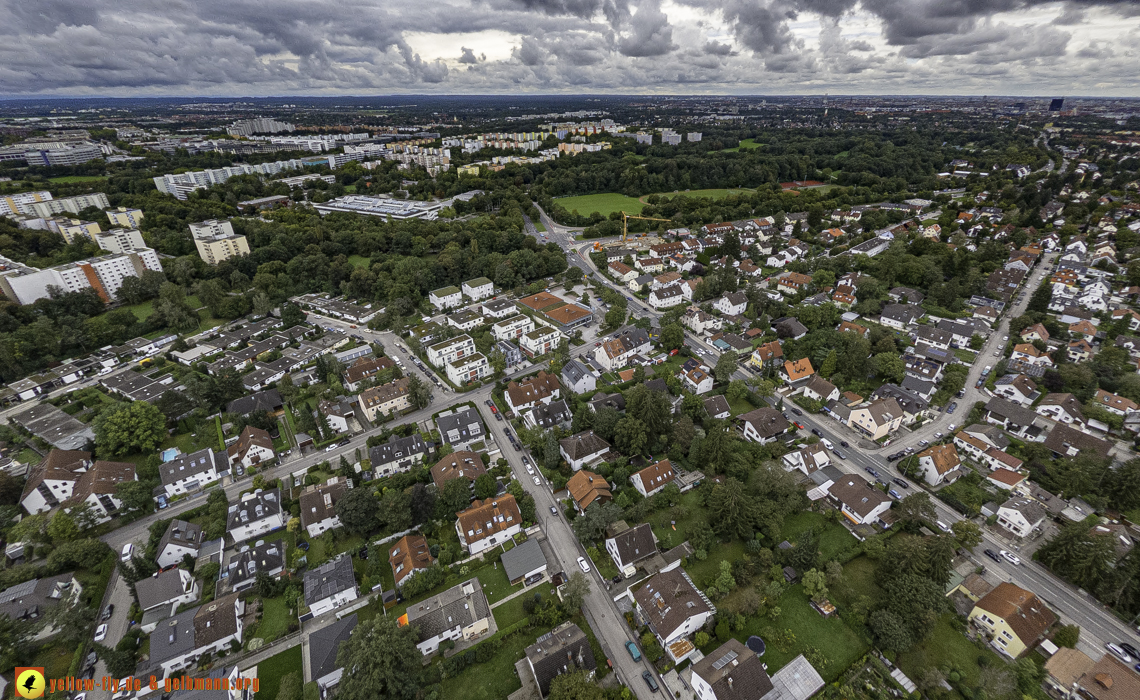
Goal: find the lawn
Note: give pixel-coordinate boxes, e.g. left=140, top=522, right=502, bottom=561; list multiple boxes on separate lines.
left=49, top=175, right=106, bottom=183
left=832, top=556, right=882, bottom=609
left=472, top=561, right=514, bottom=604
left=533, top=221, right=546, bottom=232
left=491, top=593, right=530, bottom=629
left=33, top=644, right=74, bottom=680
left=954, top=349, right=978, bottom=363
left=438, top=628, right=544, bottom=700
left=554, top=193, right=644, bottom=217
left=719, top=139, right=764, bottom=153
left=643, top=490, right=704, bottom=548
left=731, top=584, right=868, bottom=682
left=896, top=614, right=1004, bottom=689
left=651, top=188, right=755, bottom=200
left=254, top=645, right=303, bottom=700
left=779, top=512, right=859, bottom=562
left=251, top=596, right=293, bottom=644
left=347, top=255, right=371, bottom=269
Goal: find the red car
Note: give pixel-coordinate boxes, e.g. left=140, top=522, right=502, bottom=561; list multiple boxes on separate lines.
left=490, top=405, right=497, bottom=413
left=794, top=422, right=805, bottom=430
left=669, top=349, right=679, bottom=356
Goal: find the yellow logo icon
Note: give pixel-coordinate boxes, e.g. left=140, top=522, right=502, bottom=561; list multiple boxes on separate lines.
left=15, top=668, right=45, bottom=699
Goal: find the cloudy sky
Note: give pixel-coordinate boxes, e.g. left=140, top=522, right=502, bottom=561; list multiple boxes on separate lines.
left=0, top=0, right=1138, bottom=96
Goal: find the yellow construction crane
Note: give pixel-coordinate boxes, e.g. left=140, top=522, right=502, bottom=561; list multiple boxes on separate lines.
left=620, top=211, right=672, bottom=243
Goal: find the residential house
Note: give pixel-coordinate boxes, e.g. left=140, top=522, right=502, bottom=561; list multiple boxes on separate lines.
left=880, top=304, right=923, bottom=330
left=0, top=572, right=82, bottom=640
left=226, top=426, right=275, bottom=470
left=1036, top=393, right=1085, bottom=426
left=997, top=497, right=1047, bottom=538
left=684, top=308, right=724, bottom=335
left=318, top=397, right=356, bottom=434
left=369, top=434, right=430, bottom=477
left=227, top=489, right=284, bottom=543
left=430, top=452, right=487, bottom=495
left=358, top=377, right=411, bottom=421
left=703, top=395, right=731, bottom=420
left=994, top=374, right=1041, bottom=407
left=1011, top=344, right=1053, bottom=367
left=781, top=358, right=815, bottom=387
left=461, top=277, right=494, bottom=300
left=505, top=371, right=562, bottom=413
left=436, top=406, right=485, bottom=450
left=1072, top=654, right=1140, bottom=700
left=737, top=408, right=790, bottom=444
left=848, top=398, right=904, bottom=440
left=608, top=261, right=636, bottom=283
left=593, top=328, right=652, bottom=371
left=987, top=468, right=1027, bottom=492
left=156, top=520, right=204, bottom=568
left=136, top=568, right=199, bottom=613
left=149, top=594, right=246, bottom=677
left=524, top=399, right=573, bottom=430
left=682, top=366, right=714, bottom=394
left=456, top=496, right=522, bottom=554
left=774, top=317, right=808, bottom=340
left=802, top=375, right=839, bottom=403
left=500, top=538, right=547, bottom=586
left=649, top=285, right=685, bottom=309
left=782, top=443, right=831, bottom=475
left=566, top=470, right=612, bottom=513
left=829, top=474, right=893, bottom=526
left=561, top=359, right=597, bottom=394
left=634, top=567, right=715, bottom=661
left=1094, top=389, right=1138, bottom=416
left=749, top=340, right=784, bottom=368
left=303, top=555, right=359, bottom=617
left=520, top=326, right=561, bottom=358
left=916, top=444, right=963, bottom=486
left=19, top=449, right=91, bottom=515
left=559, top=431, right=612, bottom=471
left=221, top=539, right=284, bottom=595
left=524, top=622, right=597, bottom=698
left=605, top=523, right=658, bottom=572
left=389, top=534, right=435, bottom=588
left=160, top=448, right=225, bottom=498
left=1043, top=424, right=1113, bottom=460
left=308, top=614, right=358, bottom=699
left=481, top=298, right=519, bottom=319
left=1043, top=646, right=1096, bottom=699
left=630, top=459, right=676, bottom=498
left=446, top=352, right=489, bottom=385
left=402, top=578, right=491, bottom=656
left=299, top=477, right=348, bottom=537
left=969, top=583, right=1055, bottom=657
left=985, top=397, right=1044, bottom=441
left=60, top=459, right=135, bottom=525
left=426, top=334, right=476, bottom=368
left=429, top=286, right=463, bottom=310
left=714, top=292, right=748, bottom=316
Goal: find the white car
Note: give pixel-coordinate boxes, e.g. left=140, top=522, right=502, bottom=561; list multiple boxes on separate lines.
left=577, top=556, right=591, bottom=573
left=526, top=465, right=535, bottom=475
left=1000, top=550, right=1021, bottom=566
left=1106, top=643, right=1133, bottom=663
left=94, top=624, right=108, bottom=642
left=120, top=543, right=134, bottom=563
left=533, top=476, right=541, bottom=486
left=1003, top=335, right=1009, bottom=341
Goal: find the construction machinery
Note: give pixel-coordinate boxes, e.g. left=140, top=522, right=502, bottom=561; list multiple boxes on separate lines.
left=620, top=211, right=672, bottom=243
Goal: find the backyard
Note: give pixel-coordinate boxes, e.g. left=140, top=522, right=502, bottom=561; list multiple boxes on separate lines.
left=895, top=614, right=1007, bottom=693
left=437, top=627, right=545, bottom=700
left=253, top=645, right=303, bottom=700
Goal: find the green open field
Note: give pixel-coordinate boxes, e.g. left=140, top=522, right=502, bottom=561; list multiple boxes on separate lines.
left=49, top=175, right=107, bottom=183
left=649, top=188, right=755, bottom=202
left=720, top=138, right=765, bottom=152
left=555, top=193, right=644, bottom=217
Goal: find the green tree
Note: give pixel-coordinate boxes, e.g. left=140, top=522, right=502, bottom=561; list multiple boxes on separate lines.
left=713, top=352, right=738, bottom=384
left=94, top=401, right=165, bottom=456
left=474, top=473, right=498, bottom=500
left=819, top=350, right=837, bottom=378
left=614, top=416, right=648, bottom=456
left=801, top=568, right=829, bottom=604
left=874, top=352, right=905, bottom=383
left=335, top=617, right=421, bottom=700
left=281, top=302, right=306, bottom=328
left=335, top=488, right=379, bottom=535
left=115, top=480, right=154, bottom=513
left=894, top=492, right=936, bottom=528
left=707, top=478, right=759, bottom=540
left=660, top=323, right=684, bottom=351
left=489, top=349, right=507, bottom=377
left=561, top=571, right=591, bottom=611
left=726, top=380, right=750, bottom=403
left=869, top=609, right=913, bottom=653
left=48, top=509, right=80, bottom=543
left=1053, top=624, right=1080, bottom=648
left=437, top=477, right=472, bottom=519
left=951, top=520, right=983, bottom=550
left=407, top=374, right=432, bottom=409
left=547, top=671, right=604, bottom=700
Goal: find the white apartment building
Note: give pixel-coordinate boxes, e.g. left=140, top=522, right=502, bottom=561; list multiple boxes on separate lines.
left=190, top=220, right=250, bottom=264
left=0, top=191, right=52, bottom=216
left=57, top=219, right=102, bottom=244
left=0, top=249, right=162, bottom=305
left=27, top=192, right=110, bottom=218
left=153, top=159, right=308, bottom=200
left=519, top=326, right=560, bottom=358
left=462, top=277, right=495, bottom=300
left=429, top=286, right=463, bottom=310
left=106, top=207, right=144, bottom=228
left=427, top=334, right=477, bottom=368
left=93, top=229, right=147, bottom=254
left=492, top=314, right=535, bottom=341
left=447, top=353, right=490, bottom=385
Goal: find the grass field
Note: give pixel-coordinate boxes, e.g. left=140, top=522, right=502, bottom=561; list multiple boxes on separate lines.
left=897, top=614, right=1004, bottom=689
left=778, top=511, right=859, bottom=562
left=252, top=596, right=293, bottom=644
left=254, top=646, right=303, bottom=700
left=720, top=138, right=765, bottom=152
left=347, top=255, right=371, bottom=269
left=438, top=628, right=544, bottom=700
left=554, top=193, right=644, bottom=217
left=49, top=175, right=106, bottom=183
left=650, top=188, right=754, bottom=201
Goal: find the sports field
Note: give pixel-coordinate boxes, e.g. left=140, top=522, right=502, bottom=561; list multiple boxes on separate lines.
left=554, top=193, right=644, bottom=217
left=720, top=138, right=764, bottom=152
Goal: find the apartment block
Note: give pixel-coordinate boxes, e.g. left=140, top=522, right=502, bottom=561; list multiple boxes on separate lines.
left=57, top=219, right=102, bottom=244
left=105, top=207, right=144, bottom=228
left=427, top=334, right=476, bottom=368
left=93, top=229, right=148, bottom=255
left=0, top=249, right=162, bottom=305
left=190, top=220, right=250, bottom=264
left=0, top=191, right=52, bottom=216
left=27, top=192, right=110, bottom=218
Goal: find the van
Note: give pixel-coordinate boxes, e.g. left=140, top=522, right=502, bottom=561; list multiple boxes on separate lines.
left=936, top=521, right=951, bottom=533
left=121, top=543, right=135, bottom=562
left=821, top=438, right=834, bottom=450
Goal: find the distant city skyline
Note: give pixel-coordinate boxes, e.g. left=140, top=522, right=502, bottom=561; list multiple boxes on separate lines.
left=0, top=0, right=1138, bottom=96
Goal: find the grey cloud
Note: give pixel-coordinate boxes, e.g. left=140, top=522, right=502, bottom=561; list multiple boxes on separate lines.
left=617, top=0, right=677, bottom=56
left=703, top=40, right=734, bottom=55
left=459, top=47, right=486, bottom=63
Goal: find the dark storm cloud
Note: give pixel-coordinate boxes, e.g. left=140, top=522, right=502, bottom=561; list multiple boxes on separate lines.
left=0, top=0, right=1136, bottom=94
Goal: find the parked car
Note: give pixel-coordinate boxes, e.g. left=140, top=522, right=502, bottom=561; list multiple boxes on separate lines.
left=888, top=489, right=902, bottom=499
left=626, top=641, right=642, bottom=661
left=886, top=453, right=898, bottom=462
left=934, top=432, right=943, bottom=439
left=936, top=521, right=951, bottom=532
left=1000, top=550, right=1021, bottom=566
left=101, top=604, right=115, bottom=621
left=642, top=672, right=659, bottom=693
left=1118, top=642, right=1140, bottom=660
left=513, top=443, right=521, bottom=451
left=533, top=476, right=541, bottom=486
left=840, top=441, right=849, bottom=448
left=1106, top=643, right=1134, bottom=664
left=94, top=624, right=108, bottom=642
left=947, top=402, right=957, bottom=414
left=919, top=439, right=929, bottom=447
left=832, top=450, right=846, bottom=460
left=550, top=506, right=558, bottom=515
left=156, top=495, right=168, bottom=509
left=893, top=478, right=909, bottom=489
left=811, top=428, right=822, bottom=437
left=120, top=543, right=135, bottom=563
left=526, top=465, right=535, bottom=475
left=577, top=556, right=591, bottom=573
left=984, top=549, right=1002, bottom=563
